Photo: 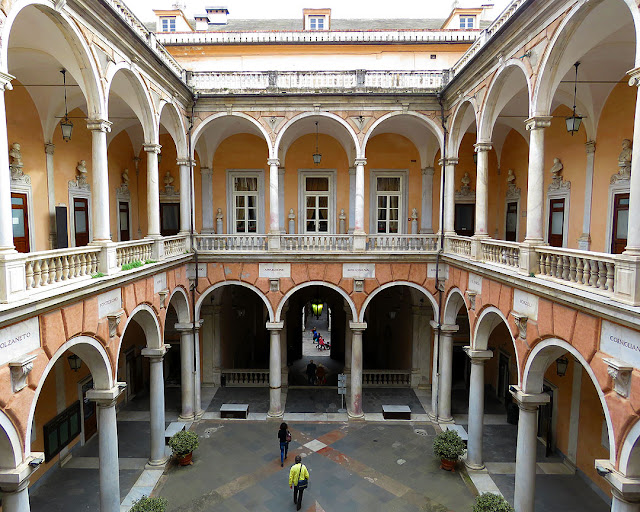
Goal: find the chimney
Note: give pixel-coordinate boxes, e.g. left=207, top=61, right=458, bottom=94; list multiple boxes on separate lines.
left=206, top=7, right=230, bottom=25
left=195, top=15, right=209, bottom=31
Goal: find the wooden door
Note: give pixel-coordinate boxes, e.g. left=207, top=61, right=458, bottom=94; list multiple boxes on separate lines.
left=548, top=198, right=565, bottom=247
left=505, top=202, right=518, bottom=242
left=160, top=203, right=180, bottom=236
left=612, top=193, right=629, bottom=254
left=11, top=192, right=30, bottom=253
left=119, top=201, right=130, bottom=242
left=73, top=198, right=89, bottom=247
left=454, top=203, right=475, bottom=237
left=81, top=378, right=97, bottom=442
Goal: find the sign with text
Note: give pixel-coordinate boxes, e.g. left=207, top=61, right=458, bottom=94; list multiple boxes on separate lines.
left=600, top=320, right=640, bottom=369
left=343, top=263, right=375, bottom=279
left=512, top=289, right=538, bottom=320
left=154, top=272, right=167, bottom=294
left=468, top=273, right=483, bottom=293
left=98, top=289, right=122, bottom=319
left=0, top=318, right=40, bottom=367
left=259, top=263, right=291, bottom=279
left=427, top=263, right=449, bottom=280
left=186, top=263, right=207, bottom=279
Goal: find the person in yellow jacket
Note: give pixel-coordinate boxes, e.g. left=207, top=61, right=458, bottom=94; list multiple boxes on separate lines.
left=288, top=454, right=309, bottom=510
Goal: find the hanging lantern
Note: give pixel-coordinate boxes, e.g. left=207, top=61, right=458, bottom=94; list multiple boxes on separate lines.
left=555, top=356, right=569, bottom=377
left=565, top=62, right=583, bottom=135
left=311, top=288, right=324, bottom=319
left=312, top=121, right=322, bottom=165
left=67, top=354, right=82, bottom=372
left=60, top=69, right=73, bottom=142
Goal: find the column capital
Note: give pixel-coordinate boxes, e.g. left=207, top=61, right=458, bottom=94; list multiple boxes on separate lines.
left=143, top=143, right=162, bottom=154
left=349, top=321, right=367, bottom=331
left=86, top=118, right=112, bottom=132
left=525, top=116, right=552, bottom=130
left=175, top=321, right=203, bottom=333
left=266, top=321, right=284, bottom=331
left=0, top=453, right=43, bottom=489
left=509, top=385, right=550, bottom=409
left=354, top=158, right=367, bottom=167
left=44, top=143, right=55, bottom=155
left=595, top=460, right=640, bottom=501
left=429, top=320, right=459, bottom=334
left=463, top=347, right=493, bottom=361
left=141, top=344, right=170, bottom=359
left=474, top=141, right=493, bottom=153
left=585, top=140, right=596, bottom=154
left=0, top=71, right=15, bottom=91
left=439, top=157, right=459, bottom=166
left=628, top=66, right=640, bottom=87
left=200, top=166, right=213, bottom=176
left=86, top=384, right=126, bottom=406
left=267, top=158, right=280, bottom=167
left=422, top=166, right=435, bottom=176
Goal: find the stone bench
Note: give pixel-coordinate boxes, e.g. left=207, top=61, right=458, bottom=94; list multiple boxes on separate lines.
left=164, top=422, right=185, bottom=444
left=220, top=403, right=249, bottom=419
left=444, top=424, right=468, bottom=446
left=382, top=404, right=411, bottom=420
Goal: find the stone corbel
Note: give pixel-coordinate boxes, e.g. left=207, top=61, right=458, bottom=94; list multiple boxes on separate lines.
left=511, top=312, right=528, bottom=340
left=107, top=310, right=124, bottom=338
left=466, top=290, right=477, bottom=311
left=270, top=278, right=279, bottom=292
left=158, top=289, right=169, bottom=309
left=354, top=279, right=364, bottom=293
left=604, top=358, right=633, bottom=398
left=9, top=354, right=37, bottom=393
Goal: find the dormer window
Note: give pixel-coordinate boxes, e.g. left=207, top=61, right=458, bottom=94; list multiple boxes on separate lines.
left=161, top=17, right=176, bottom=32
left=308, top=15, right=326, bottom=30
left=460, top=15, right=475, bottom=29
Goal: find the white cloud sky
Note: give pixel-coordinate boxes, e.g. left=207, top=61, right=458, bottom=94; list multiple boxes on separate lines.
left=126, top=0, right=511, bottom=22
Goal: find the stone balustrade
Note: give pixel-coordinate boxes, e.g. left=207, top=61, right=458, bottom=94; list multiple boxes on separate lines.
left=447, top=235, right=472, bottom=257
left=163, top=235, right=188, bottom=258
left=115, top=240, right=154, bottom=268
left=362, top=370, right=411, bottom=387
left=25, top=247, right=100, bottom=290
left=367, top=234, right=439, bottom=252
left=195, top=235, right=269, bottom=251
left=221, top=369, right=270, bottom=386
left=281, top=235, right=353, bottom=252
left=481, top=239, right=520, bottom=269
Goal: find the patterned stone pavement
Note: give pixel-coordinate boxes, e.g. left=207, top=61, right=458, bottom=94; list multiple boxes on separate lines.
left=155, top=420, right=476, bottom=512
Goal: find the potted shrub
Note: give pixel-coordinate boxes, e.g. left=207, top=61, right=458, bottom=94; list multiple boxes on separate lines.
left=433, top=429, right=465, bottom=471
left=473, top=493, right=514, bottom=512
left=129, top=495, right=168, bottom=512
left=169, top=430, right=199, bottom=466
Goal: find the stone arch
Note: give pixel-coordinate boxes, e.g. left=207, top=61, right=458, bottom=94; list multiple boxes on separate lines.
left=0, top=411, right=24, bottom=469
left=117, top=304, right=162, bottom=360
left=275, top=111, right=360, bottom=164
left=443, top=287, right=468, bottom=325
left=167, top=285, right=191, bottom=323
left=522, top=338, right=615, bottom=463
left=276, top=281, right=357, bottom=323
left=358, top=281, right=438, bottom=323
left=448, top=98, right=480, bottom=157
left=25, top=336, right=114, bottom=454
left=619, top=418, right=640, bottom=476
left=362, top=111, right=444, bottom=168
left=158, top=100, right=188, bottom=160
left=472, top=305, right=521, bottom=385
left=196, top=280, right=274, bottom=322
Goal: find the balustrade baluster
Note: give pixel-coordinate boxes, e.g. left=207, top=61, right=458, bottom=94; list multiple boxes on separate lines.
left=25, top=261, right=34, bottom=290
left=562, top=256, right=570, bottom=280
left=606, top=262, right=615, bottom=291
left=41, top=259, right=50, bottom=286
left=33, top=261, right=42, bottom=288
left=589, top=260, right=598, bottom=287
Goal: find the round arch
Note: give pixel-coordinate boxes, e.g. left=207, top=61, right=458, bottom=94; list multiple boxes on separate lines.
left=117, top=304, right=162, bottom=360
left=1, top=0, right=104, bottom=118
left=522, top=338, right=616, bottom=463
left=158, top=100, right=188, bottom=160
left=358, top=281, right=438, bottom=323
left=25, top=336, right=114, bottom=454
left=362, top=111, right=444, bottom=165
left=276, top=281, right=357, bottom=323
left=443, top=287, right=468, bottom=325
left=619, top=418, right=640, bottom=476
left=167, top=285, right=191, bottom=324
left=275, top=112, right=360, bottom=163
left=196, top=280, right=274, bottom=322
left=0, top=410, right=24, bottom=469
left=448, top=99, right=480, bottom=157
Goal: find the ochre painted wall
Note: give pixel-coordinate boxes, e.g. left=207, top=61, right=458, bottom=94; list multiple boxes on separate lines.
left=498, top=130, right=529, bottom=242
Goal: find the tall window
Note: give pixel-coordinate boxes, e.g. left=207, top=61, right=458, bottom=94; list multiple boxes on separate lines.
left=161, top=17, right=176, bottom=32
left=308, top=16, right=325, bottom=30
left=304, top=176, right=329, bottom=233
left=233, top=176, right=258, bottom=233
left=459, top=15, right=475, bottom=28
left=375, top=177, right=401, bottom=234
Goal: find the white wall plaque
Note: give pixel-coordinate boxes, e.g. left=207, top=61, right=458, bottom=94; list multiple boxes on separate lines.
left=154, top=272, right=167, bottom=294
left=513, top=289, right=538, bottom=321
left=600, top=320, right=640, bottom=369
left=98, top=289, right=122, bottom=319
left=186, top=263, right=207, bottom=279
left=259, top=263, right=291, bottom=279
left=427, top=263, right=449, bottom=279
left=0, top=318, right=40, bottom=367
left=342, top=263, right=375, bottom=279
left=468, top=273, right=483, bottom=293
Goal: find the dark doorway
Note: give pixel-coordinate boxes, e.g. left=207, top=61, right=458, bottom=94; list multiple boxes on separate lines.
left=11, top=192, right=30, bottom=252
left=119, top=201, right=130, bottom=241
left=548, top=198, right=565, bottom=247
left=537, top=384, right=554, bottom=457
left=505, top=201, right=518, bottom=242
left=455, top=203, right=474, bottom=237
left=73, top=198, right=89, bottom=247
left=161, top=203, right=180, bottom=236
left=612, top=193, right=629, bottom=254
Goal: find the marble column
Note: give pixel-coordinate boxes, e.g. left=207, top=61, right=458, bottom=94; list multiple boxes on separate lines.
left=194, top=321, right=203, bottom=419
left=625, top=68, right=640, bottom=254
left=354, top=159, right=366, bottom=233
left=464, top=348, right=493, bottom=470
left=142, top=345, right=169, bottom=466
left=144, top=144, right=162, bottom=238
left=1, top=478, right=31, bottom=512
left=578, top=142, right=596, bottom=250
left=438, top=323, right=459, bottom=422
left=429, top=321, right=439, bottom=420
left=348, top=322, right=366, bottom=418
left=278, top=167, right=285, bottom=234
left=524, top=117, right=552, bottom=244
left=511, top=386, right=550, bottom=512
left=87, top=119, right=112, bottom=242
left=86, top=386, right=124, bottom=512
left=441, top=158, right=458, bottom=234
left=348, top=167, right=355, bottom=233
left=267, top=322, right=284, bottom=417
left=176, top=323, right=195, bottom=420
left=45, top=143, right=56, bottom=249
left=344, top=306, right=352, bottom=375
left=212, top=305, right=222, bottom=386
left=268, top=158, right=280, bottom=233
left=611, top=492, right=640, bottom=512
left=201, top=167, right=214, bottom=233
left=0, top=73, right=14, bottom=253
left=178, top=159, right=191, bottom=234
left=474, top=142, right=492, bottom=237
left=420, top=167, right=435, bottom=234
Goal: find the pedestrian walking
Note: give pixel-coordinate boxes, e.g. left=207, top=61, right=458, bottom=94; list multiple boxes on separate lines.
left=278, top=422, right=291, bottom=467
left=289, top=454, right=309, bottom=510
left=306, top=359, right=317, bottom=385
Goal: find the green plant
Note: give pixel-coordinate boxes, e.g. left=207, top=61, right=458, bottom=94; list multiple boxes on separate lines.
left=168, top=430, right=199, bottom=456
left=122, top=260, right=144, bottom=271
left=129, top=496, right=168, bottom=512
left=473, top=493, right=514, bottom=512
left=529, top=272, right=535, bottom=277
left=433, top=429, right=465, bottom=461
left=145, top=259, right=157, bottom=264
left=91, top=272, right=105, bottom=279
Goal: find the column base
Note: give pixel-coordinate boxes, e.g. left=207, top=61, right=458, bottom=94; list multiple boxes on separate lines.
left=194, top=409, right=204, bottom=420
left=178, top=413, right=195, bottom=422
left=464, top=459, right=486, bottom=471
left=146, top=457, right=169, bottom=469
left=428, top=412, right=438, bottom=422
left=347, top=410, right=365, bottom=420
left=267, top=409, right=284, bottom=419
left=438, top=416, right=454, bottom=424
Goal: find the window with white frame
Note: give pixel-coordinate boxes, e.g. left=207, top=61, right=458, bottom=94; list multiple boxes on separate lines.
left=308, top=15, right=326, bottom=30
left=161, top=17, right=176, bottom=32
left=226, top=170, right=265, bottom=234
left=298, top=170, right=336, bottom=234
left=459, top=15, right=475, bottom=28
left=369, top=171, right=408, bottom=234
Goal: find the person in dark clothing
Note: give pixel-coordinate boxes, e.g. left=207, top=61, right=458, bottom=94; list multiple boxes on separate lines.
left=306, top=360, right=317, bottom=385
left=277, top=422, right=290, bottom=467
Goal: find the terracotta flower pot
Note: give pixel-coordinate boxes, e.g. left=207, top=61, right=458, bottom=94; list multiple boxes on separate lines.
left=177, top=451, right=193, bottom=466
left=440, top=458, right=457, bottom=472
